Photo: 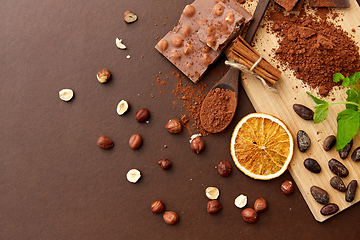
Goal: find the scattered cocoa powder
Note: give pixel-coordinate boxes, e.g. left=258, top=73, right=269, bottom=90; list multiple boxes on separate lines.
left=266, top=5, right=360, bottom=96
left=200, top=88, right=236, bottom=133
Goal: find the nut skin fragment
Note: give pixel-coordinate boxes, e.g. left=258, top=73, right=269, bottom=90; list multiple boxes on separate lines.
left=165, top=119, right=182, bottom=133
left=217, top=161, right=231, bottom=176
left=151, top=200, right=165, bottom=213
left=190, top=136, right=205, bottom=153
left=157, top=40, right=168, bottom=51
left=129, top=134, right=142, bottom=149
left=124, top=10, right=137, bottom=23
left=126, top=169, right=141, bottom=183
left=97, top=136, right=114, bottom=149
left=163, top=211, right=179, bottom=225
left=183, top=5, right=195, bottom=17
left=135, top=108, right=150, bottom=122
left=97, top=69, right=111, bottom=83
left=241, top=208, right=258, bottom=223
left=207, top=200, right=222, bottom=214
left=59, top=89, right=74, bottom=101
left=116, top=100, right=129, bottom=115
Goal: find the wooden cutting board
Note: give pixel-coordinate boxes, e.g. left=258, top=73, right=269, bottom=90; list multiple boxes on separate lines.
left=240, top=0, right=360, bottom=222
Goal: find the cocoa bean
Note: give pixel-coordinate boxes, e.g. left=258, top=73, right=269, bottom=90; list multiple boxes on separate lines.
left=303, top=158, right=321, bottom=173
left=293, top=104, right=314, bottom=120
left=297, top=130, right=311, bottom=152
left=351, top=146, right=360, bottom=162
left=339, top=139, right=353, bottom=159
left=323, top=135, right=336, bottom=151
left=320, top=203, right=339, bottom=215
left=310, top=186, right=329, bottom=205
left=330, top=176, right=347, bottom=192
left=328, top=159, right=349, bottom=178
left=345, top=180, right=358, bottom=202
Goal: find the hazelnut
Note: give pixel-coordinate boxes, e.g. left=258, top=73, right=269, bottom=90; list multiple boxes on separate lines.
left=183, top=5, right=195, bottom=17
left=181, top=25, right=191, bottom=38
left=207, top=200, right=222, bottom=214
left=135, top=108, right=150, bottom=122
left=201, top=54, right=212, bottom=66
left=151, top=200, right=165, bottom=213
left=254, top=198, right=267, bottom=213
left=165, top=119, right=182, bottom=133
left=171, top=35, right=184, bottom=47
left=241, top=208, right=258, bottom=223
left=206, top=26, right=216, bottom=37
left=129, top=134, right=142, bottom=149
left=124, top=10, right=137, bottom=23
left=97, top=136, right=114, bottom=149
left=190, top=136, right=205, bottom=153
left=183, top=44, right=193, bottom=55
left=97, top=69, right=111, bottom=83
left=205, top=187, right=220, bottom=200
left=201, top=45, right=211, bottom=53
left=158, top=159, right=172, bottom=170
left=212, top=3, right=224, bottom=16
left=217, top=161, right=232, bottom=177
left=163, top=211, right=179, bottom=225
left=224, top=12, right=235, bottom=23
left=116, top=100, right=129, bottom=115
left=206, top=37, right=217, bottom=48
left=281, top=180, right=294, bottom=195
left=126, top=169, right=141, bottom=183
left=234, top=194, right=247, bottom=208
left=170, top=50, right=182, bottom=60
left=59, top=89, right=74, bottom=101
left=157, top=39, right=168, bottom=51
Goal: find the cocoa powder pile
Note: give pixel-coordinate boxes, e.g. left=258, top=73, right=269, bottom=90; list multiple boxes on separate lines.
left=267, top=6, right=360, bottom=96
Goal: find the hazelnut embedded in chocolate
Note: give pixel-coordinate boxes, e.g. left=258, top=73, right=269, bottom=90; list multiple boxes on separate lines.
left=201, top=54, right=212, bottom=65
left=206, top=26, right=216, bottom=36
left=181, top=25, right=191, bottom=38
left=224, top=12, right=235, bottom=23
left=183, top=44, right=193, bottom=55
left=171, top=35, right=184, bottom=47
left=157, top=40, right=168, bottom=51
left=171, top=50, right=182, bottom=60
left=183, top=5, right=195, bottom=17
left=206, top=37, right=217, bottom=48
left=212, top=3, right=225, bottom=16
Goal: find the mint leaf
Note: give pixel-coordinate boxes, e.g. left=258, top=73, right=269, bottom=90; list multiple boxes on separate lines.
left=306, top=92, right=327, bottom=105
left=349, top=72, right=360, bottom=85
left=343, top=76, right=351, bottom=87
left=345, top=89, right=359, bottom=110
left=336, top=108, right=360, bottom=151
left=307, top=92, right=330, bottom=123
left=333, top=73, right=345, bottom=83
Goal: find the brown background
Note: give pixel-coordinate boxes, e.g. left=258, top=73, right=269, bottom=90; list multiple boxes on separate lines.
left=1, top=0, right=359, bottom=239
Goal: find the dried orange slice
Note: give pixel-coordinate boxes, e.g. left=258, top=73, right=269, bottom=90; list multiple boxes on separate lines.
left=230, top=113, right=294, bottom=180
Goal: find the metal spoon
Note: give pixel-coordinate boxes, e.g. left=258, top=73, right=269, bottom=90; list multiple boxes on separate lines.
left=199, top=0, right=270, bottom=133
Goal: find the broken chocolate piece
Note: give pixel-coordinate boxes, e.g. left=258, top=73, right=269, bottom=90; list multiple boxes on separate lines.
left=275, top=0, right=299, bottom=12
left=309, top=0, right=350, bottom=8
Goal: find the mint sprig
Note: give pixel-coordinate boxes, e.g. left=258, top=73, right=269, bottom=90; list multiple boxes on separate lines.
left=306, top=71, right=360, bottom=151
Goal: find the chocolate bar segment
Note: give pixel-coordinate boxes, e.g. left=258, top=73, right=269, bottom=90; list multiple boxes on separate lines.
left=155, top=0, right=252, bottom=83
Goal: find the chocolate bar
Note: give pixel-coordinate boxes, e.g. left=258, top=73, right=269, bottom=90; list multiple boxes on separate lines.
left=155, top=0, right=252, bottom=83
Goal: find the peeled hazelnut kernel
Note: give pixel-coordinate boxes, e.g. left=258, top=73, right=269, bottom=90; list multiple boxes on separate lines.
left=281, top=180, right=294, bottom=195
left=170, top=50, right=182, bottom=60
left=212, top=3, right=225, bottom=16
left=135, top=108, right=150, bottom=122
left=183, top=5, right=195, bottom=17
left=217, top=161, right=232, bottom=176
left=158, top=159, right=172, bottom=170
left=207, top=200, right=222, bottom=214
left=254, top=198, right=267, bottom=213
left=157, top=39, right=168, bottom=51
left=183, top=44, right=193, bottom=55
left=126, top=169, right=141, bottom=183
left=59, top=89, right=74, bottom=101
left=224, top=12, right=235, bottom=23
left=165, top=119, right=182, bottom=133
left=129, top=134, right=142, bottom=149
left=205, top=187, right=220, bottom=200
left=234, top=194, right=247, bottom=208
left=206, top=37, right=217, bottom=48
left=241, top=208, right=258, bottom=223
left=151, top=200, right=165, bottom=213
left=97, top=136, right=114, bottom=149
left=124, top=10, right=137, bottom=23
left=97, top=68, right=111, bottom=83
left=116, top=100, right=129, bottom=115
left=181, top=25, right=191, bottom=38
left=190, top=136, right=205, bottom=153
left=115, top=38, right=126, bottom=49
left=201, top=54, right=212, bottom=66
left=171, top=35, right=184, bottom=47
left=163, top=211, right=179, bottom=225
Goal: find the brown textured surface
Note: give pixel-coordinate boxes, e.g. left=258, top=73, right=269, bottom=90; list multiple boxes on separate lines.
left=1, top=0, right=360, bottom=239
